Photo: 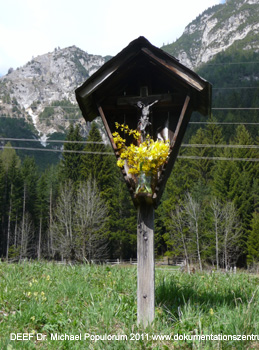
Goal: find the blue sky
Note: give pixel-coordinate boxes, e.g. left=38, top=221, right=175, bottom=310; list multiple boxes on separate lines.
left=0, top=0, right=224, bottom=76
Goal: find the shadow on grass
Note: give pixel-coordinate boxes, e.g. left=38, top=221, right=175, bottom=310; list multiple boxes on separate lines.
left=155, top=274, right=249, bottom=315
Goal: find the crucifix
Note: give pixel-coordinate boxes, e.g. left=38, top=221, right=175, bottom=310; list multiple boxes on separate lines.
left=117, top=86, right=173, bottom=143
left=136, top=100, right=158, bottom=143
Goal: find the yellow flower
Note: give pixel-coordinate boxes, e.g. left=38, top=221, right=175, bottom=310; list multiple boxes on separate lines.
left=41, top=291, right=45, bottom=297
left=31, top=316, right=35, bottom=321
left=46, top=275, right=50, bottom=281
left=117, top=159, right=125, bottom=167
left=209, top=308, right=214, bottom=315
left=112, top=123, right=170, bottom=180
left=156, top=307, right=163, bottom=315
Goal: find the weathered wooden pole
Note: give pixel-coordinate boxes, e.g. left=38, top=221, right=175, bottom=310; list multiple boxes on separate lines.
left=137, top=202, right=155, bottom=327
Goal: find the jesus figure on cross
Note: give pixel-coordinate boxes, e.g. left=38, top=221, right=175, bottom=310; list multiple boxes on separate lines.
left=136, top=100, right=158, bottom=143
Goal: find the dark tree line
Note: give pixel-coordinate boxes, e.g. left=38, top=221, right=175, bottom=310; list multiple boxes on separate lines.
left=158, top=120, right=259, bottom=269
left=0, top=120, right=258, bottom=268
left=0, top=123, right=136, bottom=262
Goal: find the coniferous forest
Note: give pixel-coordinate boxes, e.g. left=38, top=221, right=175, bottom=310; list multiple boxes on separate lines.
left=0, top=50, right=258, bottom=269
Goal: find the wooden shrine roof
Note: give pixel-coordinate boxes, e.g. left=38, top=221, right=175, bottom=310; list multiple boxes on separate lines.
left=75, top=36, right=212, bottom=121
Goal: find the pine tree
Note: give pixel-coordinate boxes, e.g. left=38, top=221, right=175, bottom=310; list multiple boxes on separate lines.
left=80, top=122, right=115, bottom=198
left=0, top=142, right=21, bottom=172
left=0, top=158, right=5, bottom=251
left=211, top=147, right=238, bottom=201
left=35, top=173, right=49, bottom=259
left=230, top=125, right=258, bottom=230
left=0, top=144, right=22, bottom=257
left=20, top=157, right=38, bottom=258
left=21, top=157, right=38, bottom=218
left=44, top=165, right=59, bottom=257
left=5, top=153, right=23, bottom=259
left=247, top=212, right=259, bottom=265
left=108, top=172, right=137, bottom=260
left=60, top=124, right=84, bottom=184
left=184, top=116, right=225, bottom=186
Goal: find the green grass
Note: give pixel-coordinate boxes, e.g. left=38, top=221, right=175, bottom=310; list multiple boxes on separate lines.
left=0, top=262, right=259, bottom=349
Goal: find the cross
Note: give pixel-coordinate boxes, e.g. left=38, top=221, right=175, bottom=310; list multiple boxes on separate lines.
left=117, top=86, right=173, bottom=142
left=117, top=86, right=172, bottom=111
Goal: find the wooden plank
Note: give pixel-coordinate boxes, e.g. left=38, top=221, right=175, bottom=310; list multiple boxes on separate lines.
left=141, top=47, right=204, bottom=91
left=97, top=104, right=136, bottom=201
left=153, top=96, right=192, bottom=207
left=97, top=104, right=117, bottom=152
left=137, top=202, right=155, bottom=327
left=117, top=93, right=172, bottom=106
left=173, top=95, right=191, bottom=144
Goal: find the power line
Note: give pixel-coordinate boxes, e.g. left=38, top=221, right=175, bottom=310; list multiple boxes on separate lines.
left=178, top=155, right=259, bottom=162
left=28, top=107, right=259, bottom=111
left=182, top=144, right=259, bottom=149
left=1, top=145, right=258, bottom=162
left=1, top=114, right=259, bottom=125
left=1, top=138, right=259, bottom=150
left=205, top=61, right=259, bottom=66
left=1, top=107, right=258, bottom=115
left=28, top=106, right=80, bottom=109
left=212, top=108, right=259, bottom=110
left=189, top=122, right=259, bottom=125
left=0, top=137, right=105, bottom=144
left=0, top=116, right=83, bottom=121
left=213, top=87, right=259, bottom=90
left=0, top=146, right=113, bottom=155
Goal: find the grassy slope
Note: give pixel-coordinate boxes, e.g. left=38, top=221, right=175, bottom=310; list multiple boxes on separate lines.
left=0, top=262, right=259, bottom=349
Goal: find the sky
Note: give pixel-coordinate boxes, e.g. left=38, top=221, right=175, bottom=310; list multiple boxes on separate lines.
left=0, top=0, right=225, bottom=76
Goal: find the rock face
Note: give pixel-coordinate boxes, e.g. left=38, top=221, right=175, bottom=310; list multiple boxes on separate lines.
left=0, top=46, right=107, bottom=139
left=162, top=0, right=259, bottom=69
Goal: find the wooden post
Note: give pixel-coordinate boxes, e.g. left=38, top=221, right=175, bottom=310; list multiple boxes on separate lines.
left=137, top=202, right=155, bottom=327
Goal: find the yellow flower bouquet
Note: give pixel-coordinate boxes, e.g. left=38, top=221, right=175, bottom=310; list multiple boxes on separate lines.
left=112, top=123, right=170, bottom=194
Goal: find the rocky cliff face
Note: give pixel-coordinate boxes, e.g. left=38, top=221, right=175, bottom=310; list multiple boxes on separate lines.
left=162, top=0, right=259, bottom=69
left=0, top=46, right=107, bottom=140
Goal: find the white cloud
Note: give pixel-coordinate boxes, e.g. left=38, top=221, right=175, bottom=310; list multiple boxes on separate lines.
left=0, top=0, right=223, bottom=75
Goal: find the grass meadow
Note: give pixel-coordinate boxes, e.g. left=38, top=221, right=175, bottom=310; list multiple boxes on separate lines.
left=0, top=261, right=259, bottom=350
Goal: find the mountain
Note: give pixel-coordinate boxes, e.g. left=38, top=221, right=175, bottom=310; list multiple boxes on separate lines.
left=0, top=46, right=110, bottom=142
left=162, top=0, right=259, bottom=70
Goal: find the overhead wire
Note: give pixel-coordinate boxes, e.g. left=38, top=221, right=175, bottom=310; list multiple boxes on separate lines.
left=0, top=145, right=258, bottom=162
left=205, top=61, right=259, bottom=66
left=189, top=122, right=259, bottom=125
left=178, top=155, right=259, bottom=162
left=1, top=141, right=258, bottom=163
left=212, top=108, right=259, bottom=110
left=0, top=146, right=113, bottom=155
left=0, top=137, right=105, bottom=144
left=1, top=138, right=259, bottom=150
left=182, top=144, right=259, bottom=149
left=1, top=106, right=259, bottom=110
